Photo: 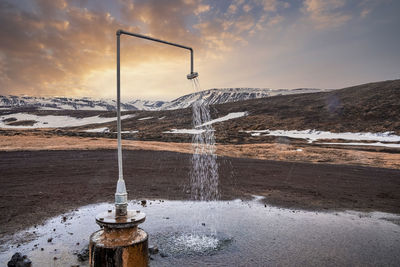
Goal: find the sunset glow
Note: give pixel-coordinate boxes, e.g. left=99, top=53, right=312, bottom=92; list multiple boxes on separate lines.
left=1, top=0, right=399, bottom=100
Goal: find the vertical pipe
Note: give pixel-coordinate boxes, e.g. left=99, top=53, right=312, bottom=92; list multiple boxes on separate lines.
left=114, top=29, right=195, bottom=215
left=190, top=48, right=194, bottom=74
left=117, top=32, right=123, bottom=180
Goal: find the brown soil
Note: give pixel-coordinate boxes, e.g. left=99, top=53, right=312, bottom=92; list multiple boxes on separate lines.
left=1, top=135, right=399, bottom=169
left=0, top=149, right=399, bottom=241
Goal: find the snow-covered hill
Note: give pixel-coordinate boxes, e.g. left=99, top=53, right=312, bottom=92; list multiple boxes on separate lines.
left=0, top=95, right=144, bottom=111
left=160, top=88, right=325, bottom=110
left=0, top=88, right=326, bottom=111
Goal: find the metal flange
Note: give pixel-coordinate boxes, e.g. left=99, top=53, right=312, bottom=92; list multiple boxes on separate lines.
left=95, top=209, right=146, bottom=229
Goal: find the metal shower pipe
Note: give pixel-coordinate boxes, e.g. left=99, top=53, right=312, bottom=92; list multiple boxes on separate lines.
left=115, top=29, right=198, bottom=216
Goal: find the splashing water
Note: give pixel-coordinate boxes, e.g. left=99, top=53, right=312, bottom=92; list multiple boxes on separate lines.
left=190, top=78, right=219, bottom=201
left=170, top=233, right=220, bottom=254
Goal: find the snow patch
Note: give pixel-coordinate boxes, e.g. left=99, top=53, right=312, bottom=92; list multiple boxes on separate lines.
left=138, top=116, right=153, bottom=121
left=198, top=112, right=248, bottom=127
left=246, top=129, right=400, bottom=143
left=84, top=127, right=110, bottom=133
left=38, top=107, right=61, bottom=110
left=84, top=128, right=138, bottom=134
left=121, top=130, right=138, bottom=134
left=164, top=129, right=207, bottom=134
left=0, top=113, right=134, bottom=129
left=320, top=142, right=400, bottom=148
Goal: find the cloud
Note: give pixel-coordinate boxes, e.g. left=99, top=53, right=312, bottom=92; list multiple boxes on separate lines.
left=243, top=4, right=252, bottom=12
left=358, top=0, right=386, bottom=19
left=118, top=0, right=201, bottom=44
left=228, top=4, right=238, bottom=14
left=0, top=0, right=136, bottom=96
left=0, top=0, right=206, bottom=97
left=0, top=0, right=274, bottom=97
left=260, top=0, right=279, bottom=12
left=0, top=0, right=396, bottom=99
left=194, top=4, right=210, bottom=15
left=360, top=8, right=370, bottom=18
left=303, top=0, right=352, bottom=29
left=193, top=19, right=244, bottom=52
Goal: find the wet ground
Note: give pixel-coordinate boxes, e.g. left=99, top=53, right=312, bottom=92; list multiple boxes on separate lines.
left=1, top=197, right=399, bottom=266
left=1, top=149, right=400, bottom=240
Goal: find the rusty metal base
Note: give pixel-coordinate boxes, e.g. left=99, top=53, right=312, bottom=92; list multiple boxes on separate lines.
left=89, top=227, right=148, bottom=267
left=95, top=209, right=146, bottom=229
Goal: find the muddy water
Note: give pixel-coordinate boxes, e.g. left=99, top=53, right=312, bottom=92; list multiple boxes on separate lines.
left=1, top=198, right=399, bottom=266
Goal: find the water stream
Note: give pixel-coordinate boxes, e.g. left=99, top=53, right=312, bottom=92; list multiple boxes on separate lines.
left=190, top=77, right=219, bottom=201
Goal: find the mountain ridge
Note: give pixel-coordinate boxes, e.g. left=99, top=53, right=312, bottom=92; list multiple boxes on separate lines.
left=0, top=87, right=326, bottom=111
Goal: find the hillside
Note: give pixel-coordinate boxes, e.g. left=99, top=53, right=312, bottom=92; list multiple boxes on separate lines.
left=213, top=79, right=400, bottom=138
left=0, top=80, right=399, bottom=145
left=103, top=79, right=400, bottom=143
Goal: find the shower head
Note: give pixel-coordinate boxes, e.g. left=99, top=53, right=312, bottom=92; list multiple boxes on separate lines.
left=187, top=72, right=199, bottom=80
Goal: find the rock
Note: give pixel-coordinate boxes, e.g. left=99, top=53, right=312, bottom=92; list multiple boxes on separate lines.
left=160, top=252, right=168, bottom=258
left=77, top=248, right=89, bottom=262
left=148, top=245, right=159, bottom=255
left=7, top=253, right=22, bottom=266
left=21, top=256, right=32, bottom=267
left=47, top=237, right=53, bottom=242
left=7, top=253, right=32, bottom=267
left=141, top=200, right=147, bottom=206
left=201, top=223, right=206, bottom=226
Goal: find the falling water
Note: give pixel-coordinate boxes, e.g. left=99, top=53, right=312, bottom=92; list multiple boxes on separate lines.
left=190, top=77, right=219, bottom=201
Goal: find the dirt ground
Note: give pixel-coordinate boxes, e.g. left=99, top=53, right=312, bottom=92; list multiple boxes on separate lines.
left=0, top=148, right=399, bottom=241
left=1, top=134, right=399, bottom=169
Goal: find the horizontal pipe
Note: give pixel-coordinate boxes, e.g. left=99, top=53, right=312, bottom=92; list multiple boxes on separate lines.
left=117, top=29, right=194, bottom=74
left=117, top=29, right=193, bottom=52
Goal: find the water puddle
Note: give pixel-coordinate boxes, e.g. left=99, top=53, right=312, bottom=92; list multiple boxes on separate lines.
left=1, top=198, right=400, bottom=266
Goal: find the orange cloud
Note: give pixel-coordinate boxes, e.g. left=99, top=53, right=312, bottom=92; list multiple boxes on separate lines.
left=303, top=0, right=352, bottom=29
left=0, top=0, right=205, bottom=97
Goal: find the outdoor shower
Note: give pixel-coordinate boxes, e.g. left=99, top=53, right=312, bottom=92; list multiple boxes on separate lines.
left=89, top=29, right=198, bottom=267
left=114, top=29, right=198, bottom=217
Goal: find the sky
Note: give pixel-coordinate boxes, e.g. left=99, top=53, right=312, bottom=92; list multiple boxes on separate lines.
left=0, top=0, right=399, bottom=101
